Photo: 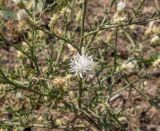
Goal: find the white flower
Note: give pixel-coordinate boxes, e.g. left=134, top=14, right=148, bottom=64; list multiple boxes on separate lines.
left=17, top=9, right=28, bottom=21
left=70, top=49, right=95, bottom=78
left=117, top=1, right=126, bottom=12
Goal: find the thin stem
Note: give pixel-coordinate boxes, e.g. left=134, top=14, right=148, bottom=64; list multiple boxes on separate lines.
left=39, top=1, right=57, bottom=17
left=79, top=0, right=87, bottom=51
left=30, top=29, right=41, bottom=76
left=111, top=79, right=140, bottom=97
left=85, top=0, right=116, bottom=51
left=114, top=27, right=118, bottom=71
left=101, top=0, right=116, bottom=25
left=85, top=31, right=98, bottom=51
left=0, top=69, right=47, bottom=96
left=0, top=78, right=46, bottom=96
left=83, top=17, right=160, bottom=38
left=78, top=77, right=83, bottom=109
left=27, top=19, right=73, bottom=45
left=78, top=0, right=87, bottom=111
left=0, top=121, right=85, bottom=129
left=109, top=27, right=118, bottom=95
left=123, top=30, right=136, bottom=46
left=55, top=0, right=75, bottom=64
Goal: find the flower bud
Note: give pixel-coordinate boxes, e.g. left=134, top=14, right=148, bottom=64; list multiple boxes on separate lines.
left=17, top=9, right=28, bottom=21
left=117, top=1, right=126, bottom=12
left=76, top=10, right=82, bottom=22
left=17, top=50, right=23, bottom=58
left=153, top=57, right=160, bottom=69
left=55, top=119, right=64, bottom=126
left=151, top=35, right=160, bottom=44
left=16, top=92, right=23, bottom=99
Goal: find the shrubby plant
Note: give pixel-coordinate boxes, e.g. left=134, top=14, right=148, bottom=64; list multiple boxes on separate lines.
left=0, top=0, right=160, bottom=130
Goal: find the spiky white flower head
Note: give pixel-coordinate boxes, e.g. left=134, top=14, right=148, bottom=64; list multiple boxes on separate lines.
left=17, top=9, right=28, bottom=21
left=70, top=48, right=95, bottom=78
left=117, top=1, right=126, bottom=12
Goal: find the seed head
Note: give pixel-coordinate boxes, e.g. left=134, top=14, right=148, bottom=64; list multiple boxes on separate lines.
left=118, top=61, right=136, bottom=73
left=153, top=57, right=160, bottom=69
left=52, top=75, right=71, bottom=89
left=112, top=13, right=127, bottom=24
